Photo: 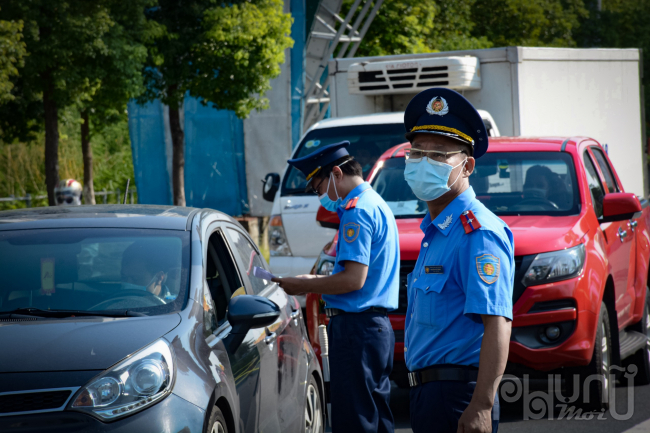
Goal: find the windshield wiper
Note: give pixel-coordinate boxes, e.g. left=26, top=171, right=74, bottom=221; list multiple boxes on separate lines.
left=0, top=307, right=147, bottom=318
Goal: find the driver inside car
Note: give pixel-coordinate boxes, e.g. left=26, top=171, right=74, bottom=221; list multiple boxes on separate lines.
left=522, top=165, right=563, bottom=206
left=120, top=241, right=172, bottom=300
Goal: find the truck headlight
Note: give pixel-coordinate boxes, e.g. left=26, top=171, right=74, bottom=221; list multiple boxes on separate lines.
left=318, top=260, right=335, bottom=276
left=269, top=215, right=292, bottom=256
left=69, top=339, right=175, bottom=421
left=522, top=244, right=585, bottom=287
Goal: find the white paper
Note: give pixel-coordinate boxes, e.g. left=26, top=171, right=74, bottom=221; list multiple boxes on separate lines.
left=253, top=266, right=277, bottom=281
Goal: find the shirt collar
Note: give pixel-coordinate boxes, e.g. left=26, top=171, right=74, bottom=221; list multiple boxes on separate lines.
left=336, top=181, right=371, bottom=213
left=421, top=187, right=476, bottom=237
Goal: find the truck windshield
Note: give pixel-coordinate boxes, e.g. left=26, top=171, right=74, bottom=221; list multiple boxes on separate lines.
left=371, top=152, right=580, bottom=218
left=282, top=123, right=407, bottom=195
left=0, top=228, right=190, bottom=316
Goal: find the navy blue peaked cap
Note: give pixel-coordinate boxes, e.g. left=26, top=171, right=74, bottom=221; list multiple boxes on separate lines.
left=287, top=141, right=350, bottom=185
left=404, top=88, right=489, bottom=158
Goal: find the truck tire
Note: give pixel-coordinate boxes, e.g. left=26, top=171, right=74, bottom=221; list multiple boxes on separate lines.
left=629, top=287, right=650, bottom=385
left=576, top=301, right=612, bottom=410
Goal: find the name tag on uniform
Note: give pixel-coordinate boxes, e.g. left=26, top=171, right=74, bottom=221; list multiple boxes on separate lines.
left=425, top=266, right=444, bottom=274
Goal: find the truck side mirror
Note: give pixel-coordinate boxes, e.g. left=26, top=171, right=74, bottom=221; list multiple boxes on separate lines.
left=262, top=173, right=280, bottom=202
left=224, top=295, right=280, bottom=352
left=600, top=192, right=642, bottom=223
left=316, top=205, right=340, bottom=229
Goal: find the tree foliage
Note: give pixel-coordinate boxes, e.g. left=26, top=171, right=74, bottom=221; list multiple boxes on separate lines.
left=140, top=0, right=293, bottom=116
left=0, top=10, right=27, bottom=104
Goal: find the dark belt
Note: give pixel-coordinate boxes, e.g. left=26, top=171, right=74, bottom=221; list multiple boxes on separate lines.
left=408, top=365, right=479, bottom=387
left=325, top=307, right=388, bottom=317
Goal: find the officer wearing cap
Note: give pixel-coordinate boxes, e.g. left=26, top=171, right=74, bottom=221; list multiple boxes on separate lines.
left=272, top=141, right=399, bottom=433
left=402, top=88, right=514, bottom=433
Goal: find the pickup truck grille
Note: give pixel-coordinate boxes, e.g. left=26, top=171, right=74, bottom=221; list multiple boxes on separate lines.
left=0, top=390, right=72, bottom=415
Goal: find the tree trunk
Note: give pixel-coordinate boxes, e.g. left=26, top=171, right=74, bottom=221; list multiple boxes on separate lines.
left=81, top=110, right=95, bottom=205
left=42, top=72, right=59, bottom=206
left=168, top=104, right=186, bottom=206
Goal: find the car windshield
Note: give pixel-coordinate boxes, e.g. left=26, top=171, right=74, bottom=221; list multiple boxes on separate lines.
left=0, top=228, right=190, bottom=316
left=371, top=152, right=580, bottom=218
left=282, top=123, right=407, bottom=195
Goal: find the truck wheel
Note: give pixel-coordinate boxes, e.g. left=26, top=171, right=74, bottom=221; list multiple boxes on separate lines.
left=629, top=287, right=650, bottom=385
left=577, top=301, right=612, bottom=410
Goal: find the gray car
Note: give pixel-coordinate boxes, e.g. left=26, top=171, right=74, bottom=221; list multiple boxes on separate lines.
left=0, top=205, right=324, bottom=433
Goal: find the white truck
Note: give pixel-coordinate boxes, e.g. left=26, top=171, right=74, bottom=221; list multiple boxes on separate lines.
left=262, top=46, right=647, bottom=277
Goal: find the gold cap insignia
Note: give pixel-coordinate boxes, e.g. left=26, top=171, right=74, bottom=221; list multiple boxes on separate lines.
left=426, top=97, right=449, bottom=116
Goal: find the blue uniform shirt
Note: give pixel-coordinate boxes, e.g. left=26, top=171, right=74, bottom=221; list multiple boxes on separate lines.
left=323, top=182, right=400, bottom=312
left=405, top=187, right=514, bottom=370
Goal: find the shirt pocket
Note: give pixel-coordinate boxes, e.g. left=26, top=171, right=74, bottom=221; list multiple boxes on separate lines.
left=412, top=272, right=449, bottom=329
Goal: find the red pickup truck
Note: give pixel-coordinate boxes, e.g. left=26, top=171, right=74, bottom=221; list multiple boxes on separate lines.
left=306, top=136, right=650, bottom=408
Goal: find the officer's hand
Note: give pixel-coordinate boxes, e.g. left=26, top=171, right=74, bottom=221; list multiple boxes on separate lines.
left=271, top=277, right=305, bottom=296
left=457, top=402, right=492, bottom=433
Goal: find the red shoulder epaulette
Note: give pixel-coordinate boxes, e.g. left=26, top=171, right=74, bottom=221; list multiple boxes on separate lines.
left=345, top=197, right=359, bottom=210
left=460, top=210, right=481, bottom=234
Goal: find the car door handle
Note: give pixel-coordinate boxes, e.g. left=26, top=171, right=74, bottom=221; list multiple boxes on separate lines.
left=630, top=220, right=638, bottom=232
left=264, top=332, right=277, bottom=345
left=618, top=227, right=628, bottom=241
left=290, top=309, right=300, bottom=326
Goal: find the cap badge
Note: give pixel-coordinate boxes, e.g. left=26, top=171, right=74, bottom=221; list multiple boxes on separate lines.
left=426, top=97, right=449, bottom=116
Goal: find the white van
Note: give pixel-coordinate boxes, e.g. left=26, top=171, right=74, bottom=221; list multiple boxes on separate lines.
left=262, top=111, right=499, bottom=277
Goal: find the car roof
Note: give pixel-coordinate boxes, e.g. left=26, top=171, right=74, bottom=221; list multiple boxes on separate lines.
left=0, top=205, right=234, bottom=231
left=308, top=109, right=496, bottom=131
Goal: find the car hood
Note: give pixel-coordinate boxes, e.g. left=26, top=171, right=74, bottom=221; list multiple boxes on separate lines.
left=0, top=313, right=181, bottom=372
left=394, top=214, right=585, bottom=260
left=500, top=215, right=585, bottom=256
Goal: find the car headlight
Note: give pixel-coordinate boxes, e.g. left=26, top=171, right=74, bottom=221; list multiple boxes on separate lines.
left=522, top=244, right=585, bottom=287
left=269, top=215, right=292, bottom=256
left=318, top=260, right=335, bottom=276
left=69, top=338, right=175, bottom=421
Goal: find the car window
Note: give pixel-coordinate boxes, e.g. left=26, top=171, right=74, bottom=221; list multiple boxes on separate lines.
left=226, top=228, right=270, bottom=295
left=204, top=229, right=245, bottom=332
left=371, top=152, right=580, bottom=217
left=584, top=153, right=605, bottom=218
left=282, top=123, right=407, bottom=195
left=590, top=147, right=620, bottom=193
left=0, top=228, right=189, bottom=315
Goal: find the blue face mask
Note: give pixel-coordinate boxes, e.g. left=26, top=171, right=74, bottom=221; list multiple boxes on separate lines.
left=404, top=157, right=467, bottom=202
left=319, top=173, right=343, bottom=212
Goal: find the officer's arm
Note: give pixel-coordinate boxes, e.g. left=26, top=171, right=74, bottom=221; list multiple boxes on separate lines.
left=473, top=314, right=511, bottom=407
left=274, top=260, right=368, bottom=295
left=457, top=314, right=511, bottom=433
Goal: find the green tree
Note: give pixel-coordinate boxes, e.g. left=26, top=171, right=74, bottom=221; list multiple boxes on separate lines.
left=139, top=0, right=293, bottom=206
left=0, top=10, right=26, bottom=103
left=1, top=1, right=116, bottom=205
left=471, top=0, right=588, bottom=47
left=77, top=0, right=161, bottom=204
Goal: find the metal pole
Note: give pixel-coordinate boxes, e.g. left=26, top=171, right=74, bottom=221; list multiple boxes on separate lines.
left=116, top=189, right=121, bottom=205
left=25, top=193, right=31, bottom=208
left=347, top=0, right=384, bottom=58
left=103, top=189, right=107, bottom=204
left=123, top=179, right=130, bottom=204
left=337, top=0, right=373, bottom=58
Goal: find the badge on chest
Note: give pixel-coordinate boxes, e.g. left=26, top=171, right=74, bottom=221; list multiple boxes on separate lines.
left=425, top=266, right=444, bottom=274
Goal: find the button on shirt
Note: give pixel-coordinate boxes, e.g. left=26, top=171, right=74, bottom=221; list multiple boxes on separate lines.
left=405, top=187, right=514, bottom=370
left=322, top=182, right=400, bottom=312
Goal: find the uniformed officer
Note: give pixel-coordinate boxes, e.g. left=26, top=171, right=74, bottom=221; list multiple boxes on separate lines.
left=272, top=141, right=399, bottom=433
left=402, top=88, right=514, bottom=433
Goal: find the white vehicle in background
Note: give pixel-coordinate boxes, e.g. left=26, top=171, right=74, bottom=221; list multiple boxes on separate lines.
left=261, top=111, right=500, bottom=278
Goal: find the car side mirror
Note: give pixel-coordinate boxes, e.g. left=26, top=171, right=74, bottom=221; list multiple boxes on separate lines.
left=224, top=295, right=280, bottom=352
left=600, top=192, right=642, bottom=223
left=316, top=205, right=340, bottom=229
left=262, top=173, right=280, bottom=202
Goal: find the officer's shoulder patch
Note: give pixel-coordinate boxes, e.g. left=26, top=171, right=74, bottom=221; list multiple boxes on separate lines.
left=476, top=253, right=500, bottom=284
left=342, top=222, right=360, bottom=243
left=461, top=210, right=482, bottom=234
left=344, top=197, right=359, bottom=210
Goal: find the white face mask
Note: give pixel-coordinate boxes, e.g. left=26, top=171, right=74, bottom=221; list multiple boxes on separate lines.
left=404, top=157, right=467, bottom=202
